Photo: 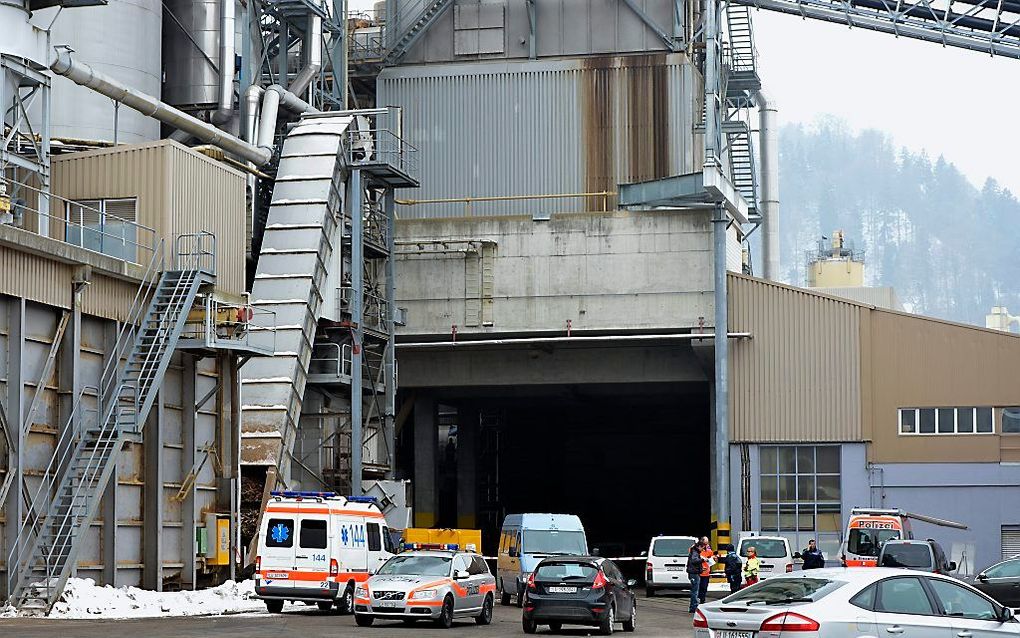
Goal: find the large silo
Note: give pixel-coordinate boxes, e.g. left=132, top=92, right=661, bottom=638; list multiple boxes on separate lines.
left=31, top=0, right=162, bottom=143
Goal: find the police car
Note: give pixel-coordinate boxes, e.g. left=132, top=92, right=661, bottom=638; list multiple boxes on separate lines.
left=354, top=545, right=496, bottom=628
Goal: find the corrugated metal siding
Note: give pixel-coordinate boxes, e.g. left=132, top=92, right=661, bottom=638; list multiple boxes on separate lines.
left=378, top=54, right=698, bottom=219
left=0, top=246, right=73, bottom=309
left=812, top=286, right=902, bottom=311
left=728, top=273, right=863, bottom=442
left=52, top=140, right=246, bottom=295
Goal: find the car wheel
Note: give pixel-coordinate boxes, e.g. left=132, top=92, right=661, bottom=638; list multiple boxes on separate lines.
left=516, top=582, right=525, bottom=608
left=499, top=580, right=512, bottom=606
left=355, top=614, right=375, bottom=627
left=265, top=599, right=284, bottom=614
left=317, top=600, right=334, bottom=612
left=337, top=583, right=355, bottom=614
left=598, top=604, right=615, bottom=636
left=522, top=617, right=538, bottom=634
left=622, top=603, right=636, bottom=632
left=476, top=594, right=494, bottom=625
left=645, top=587, right=655, bottom=598
left=434, top=595, right=454, bottom=629
left=549, top=622, right=562, bottom=633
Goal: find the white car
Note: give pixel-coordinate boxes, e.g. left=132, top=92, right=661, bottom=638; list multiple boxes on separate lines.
left=694, top=567, right=1020, bottom=637
left=644, top=535, right=697, bottom=596
left=736, top=535, right=793, bottom=579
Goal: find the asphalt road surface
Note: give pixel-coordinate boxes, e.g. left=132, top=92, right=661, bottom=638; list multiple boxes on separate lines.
left=0, top=592, right=701, bottom=638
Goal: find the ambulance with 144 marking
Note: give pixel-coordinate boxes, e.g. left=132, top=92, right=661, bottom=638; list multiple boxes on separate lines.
left=254, top=491, right=397, bottom=613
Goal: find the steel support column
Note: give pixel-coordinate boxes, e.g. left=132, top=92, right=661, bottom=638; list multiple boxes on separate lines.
left=384, top=190, right=397, bottom=478
left=3, top=298, right=25, bottom=599
left=332, top=0, right=347, bottom=106
left=181, top=355, right=197, bottom=590
left=413, top=394, right=437, bottom=528
left=712, top=203, right=731, bottom=528
left=349, top=169, right=364, bottom=495
left=142, top=389, right=164, bottom=591
left=101, top=321, right=118, bottom=587
left=278, top=20, right=289, bottom=85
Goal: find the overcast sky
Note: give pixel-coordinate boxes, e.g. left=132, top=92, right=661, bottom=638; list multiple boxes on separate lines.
left=349, top=1, right=1020, bottom=194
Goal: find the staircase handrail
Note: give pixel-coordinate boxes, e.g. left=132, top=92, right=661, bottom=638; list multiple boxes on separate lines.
left=174, top=231, right=216, bottom=275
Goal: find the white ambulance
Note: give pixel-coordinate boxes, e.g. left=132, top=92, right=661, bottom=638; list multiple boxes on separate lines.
left=254, top=491, right=396, bottom=613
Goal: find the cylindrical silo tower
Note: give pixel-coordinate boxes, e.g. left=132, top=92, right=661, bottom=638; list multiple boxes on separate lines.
left=30, top=0, right=162, bottom=144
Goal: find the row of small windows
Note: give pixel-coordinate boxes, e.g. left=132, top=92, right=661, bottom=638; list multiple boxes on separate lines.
left=898, top=407, right=1020, bottom=435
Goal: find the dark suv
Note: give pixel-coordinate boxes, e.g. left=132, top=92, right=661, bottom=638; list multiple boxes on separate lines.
left=878, top=539, right=957, bottom=575
left=522, top=556, right=637, bottom=635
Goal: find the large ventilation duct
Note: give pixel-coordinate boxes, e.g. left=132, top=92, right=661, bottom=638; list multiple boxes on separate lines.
left=210, top=0, right=236, bottom=124
left=256, top=85, right=318, bottom=152
left=755, top=90, right=780, bottom=280
left=50, top=47, right=271, bottom=166
left=288, top=16, right=322, bottom=97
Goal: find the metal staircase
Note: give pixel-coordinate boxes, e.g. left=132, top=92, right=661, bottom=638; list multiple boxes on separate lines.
left=725, top=122, right=761, bottom=221
left=384, top=0, right=454, bottom=65
left=725, top=3, right=759, bottom=82
left=5, top=233, right=215, bottom=615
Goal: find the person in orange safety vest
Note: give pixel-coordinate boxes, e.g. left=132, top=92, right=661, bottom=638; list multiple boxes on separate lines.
left=698, top=536, right=715, bottom=604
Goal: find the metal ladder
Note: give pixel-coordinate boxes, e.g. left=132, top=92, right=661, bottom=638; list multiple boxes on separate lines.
left=725, top=2, right=758, bottom=76
left=384, top=0, right=454, bottom=65
left=726, top=122, right=761, bottom=220
left=5, top=233, right=215, bottom=615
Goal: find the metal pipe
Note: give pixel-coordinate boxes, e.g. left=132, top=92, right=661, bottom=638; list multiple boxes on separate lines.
left=288, top=15, right=322, bottom=96
left=244, top=84, right=262, bottom=144
left=255, top=84, right=318, bottom=152
left=50, top=47, right=271, bottom=166
left=397, top=332, right=753, bottom=348
left=211, top=0, right=236, bottom=125
left=755, top=90, right=780, bottom=280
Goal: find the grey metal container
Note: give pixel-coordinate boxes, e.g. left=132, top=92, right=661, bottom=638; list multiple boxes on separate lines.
left=31, top=0, right=162, bottom=144
left=162, top=0, right=222, bottom=108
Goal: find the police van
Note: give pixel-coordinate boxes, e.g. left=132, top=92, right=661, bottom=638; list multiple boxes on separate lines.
left=254, top=491, right=397, bottom=613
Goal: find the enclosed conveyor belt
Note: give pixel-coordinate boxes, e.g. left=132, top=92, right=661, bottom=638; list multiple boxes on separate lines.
left=240, top=112, right=352, bottom=481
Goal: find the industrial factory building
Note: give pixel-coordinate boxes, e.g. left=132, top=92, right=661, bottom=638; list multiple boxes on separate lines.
left=1, top=0, right=1019, bottom=616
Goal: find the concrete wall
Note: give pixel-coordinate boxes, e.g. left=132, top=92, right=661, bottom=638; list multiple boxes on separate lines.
left=395, top=210, right=715, bottom=337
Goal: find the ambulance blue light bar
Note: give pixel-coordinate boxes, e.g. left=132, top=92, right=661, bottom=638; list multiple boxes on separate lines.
left=271, top=490, right=338, bottom=499
left=345, top=496, right=380, bottom=504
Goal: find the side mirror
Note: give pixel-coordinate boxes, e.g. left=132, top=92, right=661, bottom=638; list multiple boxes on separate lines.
left=949, top=562, right=958, bottom=572
left=626, top=579, right=637, bottom=588
left=793, top=552, right=802, bottom=560
left=455, top=570, right=470, bottom=580
left=1000, top=607, right=1015, bottom=623
left=978, top=573, right=990, bottom=582
left=592, top=547, right=600, bottom=556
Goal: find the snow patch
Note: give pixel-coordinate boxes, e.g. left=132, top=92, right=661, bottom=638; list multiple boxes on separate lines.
left=43, top=578, right=269, bottom=619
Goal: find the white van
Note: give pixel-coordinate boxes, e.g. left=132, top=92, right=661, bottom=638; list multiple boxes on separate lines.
left=644, top=535, right=697, bottom=596
left=254, top=491, right=396, bottom=613
left=736, top=535, right=794, bottom=580
left=496, top=513, right=588, bottom=606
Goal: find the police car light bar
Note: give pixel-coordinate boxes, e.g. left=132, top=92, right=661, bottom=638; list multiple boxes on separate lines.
left=402, top=542, right=460, bottom=551
left=271, top=490, right=338, bottom=499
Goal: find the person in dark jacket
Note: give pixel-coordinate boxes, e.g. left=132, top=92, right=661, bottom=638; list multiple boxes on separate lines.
left=800, top=539, right=826, bottom=569
left=718, top=544, right=743, bottom=593
left=686, top=541, right=705, bottom=613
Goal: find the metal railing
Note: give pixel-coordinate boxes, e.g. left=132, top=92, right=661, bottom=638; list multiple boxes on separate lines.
left=337, top=286, right=391, bottom=333
left=0, top=176, right=158, bottom=266
left=346, top=127, right=419, bottom=180
left=309, top=342, right=354, bottom=379
left=179, top=295, right=278, bottom=354
left=174, top=231, right=216, bottom=274
left=394, top=191, right=618, bottom=216
left=349, top=25, right=386, bottom=61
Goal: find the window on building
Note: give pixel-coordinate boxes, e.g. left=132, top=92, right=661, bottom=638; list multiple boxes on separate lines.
left=759, top=445, right=841, bottom=559
left=899, top=408, right=996, bottom=435
left=65, top=198, right=138, bottom=262
left=1002, top=408, right=1020, bottom=434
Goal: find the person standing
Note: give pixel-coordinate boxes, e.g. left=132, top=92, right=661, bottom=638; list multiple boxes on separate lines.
left=686, top=540, right=705, bottom=613
left=800, top=539, right=826, bottom=570
left=743, top=546, right=761, bottom=587
left=698, top=536, right=714, bottom=604
left=719, top=544, right=743, bottom=593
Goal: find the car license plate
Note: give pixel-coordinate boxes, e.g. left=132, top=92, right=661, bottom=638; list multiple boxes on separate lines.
left=548, top=586, right=577, bottom=593
left=378, top=600, right=399, bottom=608
left=665, top=565, right=683, bottom=571
left=718, top=632, right=755, bottom=638
left=266, top=572, right=288, bottom=579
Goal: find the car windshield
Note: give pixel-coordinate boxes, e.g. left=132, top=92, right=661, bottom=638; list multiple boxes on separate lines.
left=377, top=555, right=453, bottom=577
left=848, top=529, right=901, bottom=557
left=881, top=544, right=933, bottom=569
left=535, top=562, right=599, bottom=582
left=740, top=539, right=787, bottom=559
left=725, top=578, right=844, bottom=604
left=653, top=538, right=695, bottom=557
left=523, top=530, right=587, bottom=555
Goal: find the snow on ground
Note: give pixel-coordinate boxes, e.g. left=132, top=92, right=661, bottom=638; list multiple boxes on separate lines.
left=38, top=578, right=267, bottom=619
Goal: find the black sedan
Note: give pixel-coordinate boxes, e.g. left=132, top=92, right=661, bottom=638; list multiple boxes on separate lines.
left=966, top=557, right=1020, bottom=608
left=522, top=556, right=637, bottom=635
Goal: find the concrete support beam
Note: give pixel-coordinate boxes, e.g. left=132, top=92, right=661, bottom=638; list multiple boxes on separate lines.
left=413, top=394, right=438, bottom=528
left=3, top=298, right=25, bottom=599
left=142, top=390, right=164, bottom=591
left=456, top=407, right=478, bottom=530
left=181, top=355, right=197, bottom=590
